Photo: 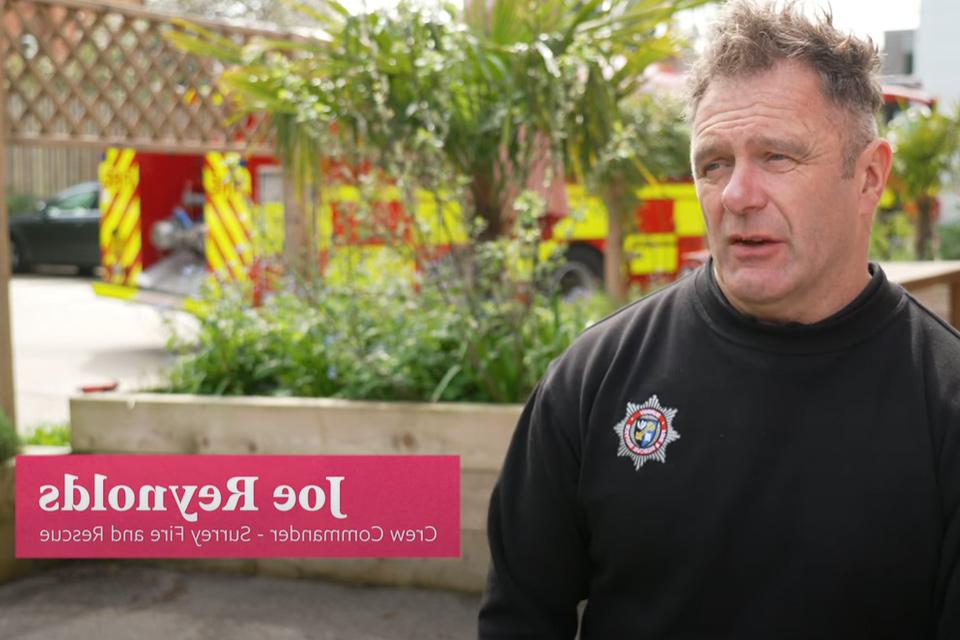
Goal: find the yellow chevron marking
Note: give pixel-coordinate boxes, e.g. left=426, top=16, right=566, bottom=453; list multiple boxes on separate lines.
left=116, top=198, right=141, bottom=245
left=206, top=206, right=248, bottom=281
left=206, top=233, right=227, bottom=276
left=212, top=195, right=253, bottom=266
left=101, top=185, right=137, bottom=249
left=120, top=230, right=141, bottom=268
left=227, top=194, right=254, bottom=247
left=116, top=148, right=136, bottom=173
left=100, top=161, right=139, bottom=248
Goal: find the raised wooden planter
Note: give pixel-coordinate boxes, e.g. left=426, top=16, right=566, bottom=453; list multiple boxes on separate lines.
left=0, top=461, right=23, bottom=583
left=70, top=393, right=521, bottom=593
left=0, top=447, right=69, bottom=583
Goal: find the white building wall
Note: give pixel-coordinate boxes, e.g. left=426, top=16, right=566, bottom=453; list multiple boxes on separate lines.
left=915, top=0, right=960, bottom=223
left=916, top=0, right=960, bottom=106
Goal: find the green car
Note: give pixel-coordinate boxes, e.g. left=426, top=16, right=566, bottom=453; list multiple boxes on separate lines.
left=8, top=181, right=101, bottom=275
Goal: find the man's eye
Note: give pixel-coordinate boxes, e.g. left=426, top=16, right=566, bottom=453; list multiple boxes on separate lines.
left=701, top=161, right=724, bottom=175
left=767, top=153, right=791, bottom=162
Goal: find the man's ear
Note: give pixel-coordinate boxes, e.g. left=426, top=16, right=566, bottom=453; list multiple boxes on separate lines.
left=859, top=138, right=893, bottom=216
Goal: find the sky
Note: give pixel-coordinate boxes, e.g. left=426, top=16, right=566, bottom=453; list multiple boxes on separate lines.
left=339, top=0, right=923, bottom=47
left=678, top=0, right=922, bottom=47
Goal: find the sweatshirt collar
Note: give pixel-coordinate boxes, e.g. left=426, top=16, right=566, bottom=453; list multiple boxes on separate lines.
left=692, top=259, right=907, bottom=354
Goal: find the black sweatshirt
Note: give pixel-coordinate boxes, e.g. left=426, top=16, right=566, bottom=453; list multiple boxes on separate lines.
left=479, top=263, right=960, bottom=639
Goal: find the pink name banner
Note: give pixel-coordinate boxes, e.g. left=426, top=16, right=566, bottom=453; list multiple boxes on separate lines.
left=16, top=455, right=460, bottom=558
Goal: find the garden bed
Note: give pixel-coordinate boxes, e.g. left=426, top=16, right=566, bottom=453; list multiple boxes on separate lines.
left=70, top=393, right=520, bottom=592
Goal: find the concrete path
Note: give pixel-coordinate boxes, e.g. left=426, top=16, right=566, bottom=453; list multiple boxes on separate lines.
left=9, top=272, right=194, bottom=432
left=0, top=562, right=480, bottom=639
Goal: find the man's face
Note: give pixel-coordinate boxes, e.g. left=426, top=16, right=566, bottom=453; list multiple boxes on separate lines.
left=690, top=61, right=877, bottom=323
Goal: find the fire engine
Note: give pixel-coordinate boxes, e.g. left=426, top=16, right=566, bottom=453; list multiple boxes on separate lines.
left=91, top=85, right=935, bottom=310
left=92, top=149, right=705, bottom=310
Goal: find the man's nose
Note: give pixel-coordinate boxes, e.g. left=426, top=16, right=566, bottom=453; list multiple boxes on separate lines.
left=720, top=163, right=767, bottom=214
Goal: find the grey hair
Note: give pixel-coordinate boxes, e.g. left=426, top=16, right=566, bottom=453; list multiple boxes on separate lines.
left=687, top=0, right=883, bottom=177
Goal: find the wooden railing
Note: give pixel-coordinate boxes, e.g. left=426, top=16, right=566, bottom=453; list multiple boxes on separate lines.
left=884, top=261, right=960, bottom=329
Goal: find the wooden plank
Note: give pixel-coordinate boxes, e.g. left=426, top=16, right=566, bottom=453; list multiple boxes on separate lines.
left=461, top=469, right=497, bottom=532
left=0, top=53, right=15, bottom=427
left=4, top=145, right=100, bottom=197
left=7, top=134, right=265, bottom=155
left=27, top=0, right=293, bottom=38
left=70, top=394, right=521, bottom=472
left=883, top=261, right=960, bottom=329
left=882, top=261, right=960, bottom=291
left=0, top=464, right=39, bottom=582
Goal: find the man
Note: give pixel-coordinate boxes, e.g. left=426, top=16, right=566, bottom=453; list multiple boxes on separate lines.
left=478, top=1, right=960, bottom=638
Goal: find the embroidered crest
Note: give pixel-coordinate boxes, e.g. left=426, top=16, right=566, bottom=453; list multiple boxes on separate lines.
left=613, top=394, right=680, bottom=470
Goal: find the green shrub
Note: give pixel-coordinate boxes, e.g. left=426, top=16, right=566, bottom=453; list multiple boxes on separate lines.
left=870, top=210, right=915, bottom=261
left=23, top=422, right=71, bottom=447
left=166, top=280, right=615, bottom=404
left=0, top=410, right=20, bottom=463
left=939, top=221, right=960, bottom=259
left=6, top=192, right=37, bottom=215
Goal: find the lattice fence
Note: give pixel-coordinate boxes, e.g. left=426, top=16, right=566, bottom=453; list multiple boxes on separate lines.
left=0, top=0, right=281, bottom=154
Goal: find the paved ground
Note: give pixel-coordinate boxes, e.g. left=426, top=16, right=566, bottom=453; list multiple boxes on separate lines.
left=9, top=271, right=194, bottom=432
left=0, top=562, right=480, bottom=639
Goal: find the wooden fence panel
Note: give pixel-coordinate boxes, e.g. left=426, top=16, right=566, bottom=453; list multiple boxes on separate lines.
left=5, top=144, right=99, bottom=199
left=1, top=0, right=280, bottom=154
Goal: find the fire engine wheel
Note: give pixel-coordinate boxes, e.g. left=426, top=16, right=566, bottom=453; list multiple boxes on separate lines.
left=10, top=237, right=29, bottom=274
left=553, top=245, right=603, bottom=300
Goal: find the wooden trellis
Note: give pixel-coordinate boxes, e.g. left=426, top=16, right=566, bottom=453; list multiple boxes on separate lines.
left=0, top=0, right=280, bottom=154
left=0, top=0, right=295, bottom=425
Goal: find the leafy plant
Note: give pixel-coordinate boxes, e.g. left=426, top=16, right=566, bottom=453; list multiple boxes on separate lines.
left=939, top=221, right=960, bottom=260
left=0, top=410, right=20, bottom=463
left=888, top=105, right=960, bottom=259
left=870, top=210, right=915, bottom=261
left=23, top=422, right=71, bottom=447
left=166, top=271, right=616, bottom=403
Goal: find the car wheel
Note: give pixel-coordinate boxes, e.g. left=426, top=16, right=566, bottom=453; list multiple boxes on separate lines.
left=10, top=237, right=29, bottom=274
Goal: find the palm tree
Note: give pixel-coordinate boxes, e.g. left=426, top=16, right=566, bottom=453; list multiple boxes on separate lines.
left=170, top=0, right=708, bottom=292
